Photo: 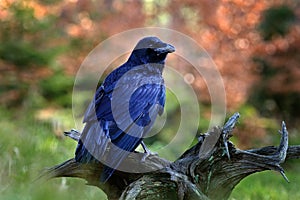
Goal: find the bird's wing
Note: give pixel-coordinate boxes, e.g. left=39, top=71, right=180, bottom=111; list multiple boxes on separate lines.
left=77, top=79, right=165, bottom=150
left=110, top=82, right=165, bottom=141
left=99, top=82, right=165, bottom=182
left=76, top=74, right=166, bottom=182
left=76, top=84, right=113, bottom=162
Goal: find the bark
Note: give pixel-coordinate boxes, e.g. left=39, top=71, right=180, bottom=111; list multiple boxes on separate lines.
left=41, top=113, right=300, bottom=200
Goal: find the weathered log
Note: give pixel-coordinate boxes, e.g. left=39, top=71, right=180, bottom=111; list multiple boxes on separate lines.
left=41, top=113, right=300, bottom=200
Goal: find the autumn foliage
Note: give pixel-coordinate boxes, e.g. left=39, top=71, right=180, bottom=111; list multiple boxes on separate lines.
left=1, top=0, right=299, bottom=147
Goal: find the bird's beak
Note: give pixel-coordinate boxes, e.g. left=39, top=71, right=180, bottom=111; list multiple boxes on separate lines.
left=154, top=43, right=175, bottom=54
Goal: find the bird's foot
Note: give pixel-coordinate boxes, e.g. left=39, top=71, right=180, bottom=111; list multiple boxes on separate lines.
left=141, top=150, right=158, bottom=162
left=140, top=141, right=158, bottom=162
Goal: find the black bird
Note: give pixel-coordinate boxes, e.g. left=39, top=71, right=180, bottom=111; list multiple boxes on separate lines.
left=75, top=36, right=175, bottom=182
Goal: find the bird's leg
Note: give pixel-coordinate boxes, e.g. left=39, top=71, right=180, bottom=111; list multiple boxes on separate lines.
left=141, top=141, right=151, bottom=154
left=140, top=141, right=158, bottom=162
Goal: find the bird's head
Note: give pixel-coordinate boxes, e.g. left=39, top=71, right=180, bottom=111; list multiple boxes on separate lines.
left=129, top=36, right=175, bottom=65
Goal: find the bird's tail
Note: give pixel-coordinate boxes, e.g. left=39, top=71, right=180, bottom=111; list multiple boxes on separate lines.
left=99, top=141, right=132, bottom=182
left=75, top=121, right=143, bottom=183
left=75, top=122, right=109, bottom=164
left=75, top=140, right=97, bottom=163
left=100, top=165, right=116, bottom=182
left=99, top=133, right=143, bottom=182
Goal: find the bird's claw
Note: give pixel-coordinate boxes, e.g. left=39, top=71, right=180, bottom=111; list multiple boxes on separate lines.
left=141, top=150, right=158, bottom=162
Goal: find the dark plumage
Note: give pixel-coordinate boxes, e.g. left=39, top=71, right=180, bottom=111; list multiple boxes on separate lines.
left=75, top=36, right=175, bottom=182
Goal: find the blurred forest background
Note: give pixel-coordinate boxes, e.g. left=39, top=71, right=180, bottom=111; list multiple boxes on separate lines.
left=1, top=0, right=300, bottom=199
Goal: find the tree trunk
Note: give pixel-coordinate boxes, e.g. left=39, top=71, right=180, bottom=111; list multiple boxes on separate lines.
left=41, top=113, right=300, bottom=200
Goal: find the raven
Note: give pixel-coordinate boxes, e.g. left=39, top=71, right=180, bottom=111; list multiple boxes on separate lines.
left=75, top=36, right=175, bottom=182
